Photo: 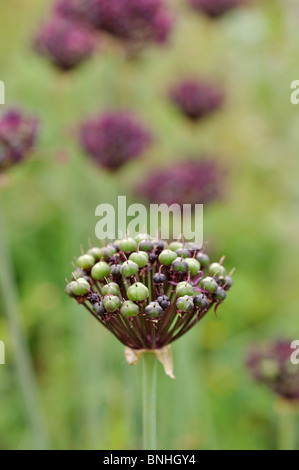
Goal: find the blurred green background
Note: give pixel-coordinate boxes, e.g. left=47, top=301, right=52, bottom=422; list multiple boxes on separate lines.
left=0, top=0, right=299, bottom=450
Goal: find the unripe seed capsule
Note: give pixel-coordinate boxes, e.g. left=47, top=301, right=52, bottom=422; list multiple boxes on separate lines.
left=200, top=276, right=218, bottom=294
left=176, top=248, right=191, bottom=259
left=121, top=260, right=139, bottom=277
left=129, top=251, right=149, bottom=268
left=209, top=262, right=226, bottom=277
left=185, top=258, right=200, bottom=276
left=145, top=301, right=163, bottom=318
left=176, top=282, right=194, bottom=297
left=169, top=241, right=183, bottom=252
left=91, top=261, right=111, bottom=280
left=120, top=301, right=139, bottom=318
left=103, top=295, right=121, bottom=313
left=72, top=278, right=90, bottom=296
left=110, top=264, right=122, bottom=277
left=87, top=247, right=102, bottom=260
left=194, top=294, right=209, bottom=309
left=153, top=273, right=166, bottom=284
left=65, top=281, right=77, bottom=297
left=159, top=249, right=178, bottom=266
left=127, top=282, right=149, bottom=302
left=93, top=301, right=106, bottom=316
left=176, top=295, right=194, bottom=313
left=119, top=238, right=137, bottom=253
left=139, top=240, right=154, bottom=252
left=172, top=258, right=188, bottom=273
left=102, top=282, right=120, bottom=296
left=76, top=254, right=95, bottom=270
left=214, top=286, right=227, bottom=301
left=196, top=252, right=210, bottom=268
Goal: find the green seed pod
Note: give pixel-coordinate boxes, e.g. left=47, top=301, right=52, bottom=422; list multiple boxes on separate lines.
left=145, top=301, right=163, bottom=318
left=176, top=295, right=194, bottom=313
left=120, top=301, right=139, bottom=318
left=72, top=278, right=90, bottom=296
left=159, top=249, right=178, bottom=266
left=176, top=248, right=191, bottom=259
left=169, top=241, right=183, bottom=252
left=103, top=295, right=121, bottom=313
left=65, top=281, right=77, bottom=297
left=176, top=282, right=194, bottom=297
left=214, top=286, right=227, bottom=301
left=196, top=252, right=210, bottom=268
left=139, top=240, right=154, bottom=252
left=172, top=258, right=188, bottom=273
left=200, top=276, right=218, bottom=294
left=102, top=282, right=120, bottom=296
left=91, top=261, right=111, bottom=281
left=87, top=247, right=103, bottom=260
left=96, top=246, right=116, bottom=260
left=194, top=294, right=209, bottom=309
left=129, top=251, right=149, bottom=268
left=76, top=254, right=95, bottom=270
left=127, top=282, right=149, bottom=302
left=119, top=238, right=137, bottom=253
left=121, top=260, right=139, bottom=277
left=185, top=258, right=201, bottom=276
left=72, top=268, right=85, bottom=280
left=209, top=262, right=226, bottom=277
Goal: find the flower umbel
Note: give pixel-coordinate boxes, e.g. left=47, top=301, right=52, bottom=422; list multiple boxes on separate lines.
left=247, top=340, right=299, bottom=402
left=0, top=109, right=39, bottom=173
left=136, top=158, right=226, bottom=207
left=34, top=14, right=96, bottom=71
left=169, top=80, right=224, bottom=122
left=65, top=235, right=233, bottom=350
left=79, top=111, right=151, bottom=170
left=188, top=0, right=244, bottom=18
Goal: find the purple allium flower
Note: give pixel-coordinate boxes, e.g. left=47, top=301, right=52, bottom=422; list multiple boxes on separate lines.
left=247, top=340, right=299, bottom=402
left=0, top=109, right=39, bottom=173
left=169, top=80, right=224, bottom=121
left=188, top=0, right=243, bottom=18
left=54, top=0, right=89, bottom=22
left=65, top=236, right=233, bottom=350
left=84, top=0, right=173, bottom=46
left=79, top=111, right=152, bottom=170
left=33, top=14, right=96, bottom=71
left=136, top=158, right=225, bottom=207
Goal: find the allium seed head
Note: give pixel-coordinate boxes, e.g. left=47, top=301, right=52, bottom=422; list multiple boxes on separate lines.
left=247, top=340, right=299, bottom=402
left=169, top=80, right=224, bottom=121
left=0, top=109, right=39, bottom=173
left=79, top=111, right=151, bottom=170
left=65, top=235, right=233, bottom=350
left=34, top=14, right=96, bottom=71
left=189, top=0, right=244, bottom=18
left=136, top=158, right=226, bottom=207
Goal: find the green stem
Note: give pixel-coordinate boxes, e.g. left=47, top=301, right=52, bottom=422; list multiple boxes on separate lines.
left=0, top=208, right=49, bottom=449
left=142, top=352, right=157, bottom=450
left=277, top=403, right=297, bottom=450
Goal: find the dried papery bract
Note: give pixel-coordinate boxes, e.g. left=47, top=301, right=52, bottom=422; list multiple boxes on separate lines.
left=0, top=109, right=39, bottom=173
left=79, top=111, right=152, bottom=170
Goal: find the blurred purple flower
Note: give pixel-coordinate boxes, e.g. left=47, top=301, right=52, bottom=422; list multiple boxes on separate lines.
left=247, top=340, right=299, bottom=402
left=169, top=80, right=224, bottom=121
left=189, top=0, right=243, bottom=18
left=54, top=0, right=89, bottom=22
left=80, top=111, right=152, bottom=170
left=136, top=158, right=226, bottom=207
left=34, top=14, right=96, bottom=71
left=84, top=0, right=173, bottom=47
left=0, top=109, right=39, bottom=173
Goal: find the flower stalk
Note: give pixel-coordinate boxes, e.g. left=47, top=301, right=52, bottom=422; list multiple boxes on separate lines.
left=142, top=352, right=157, bottom=450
